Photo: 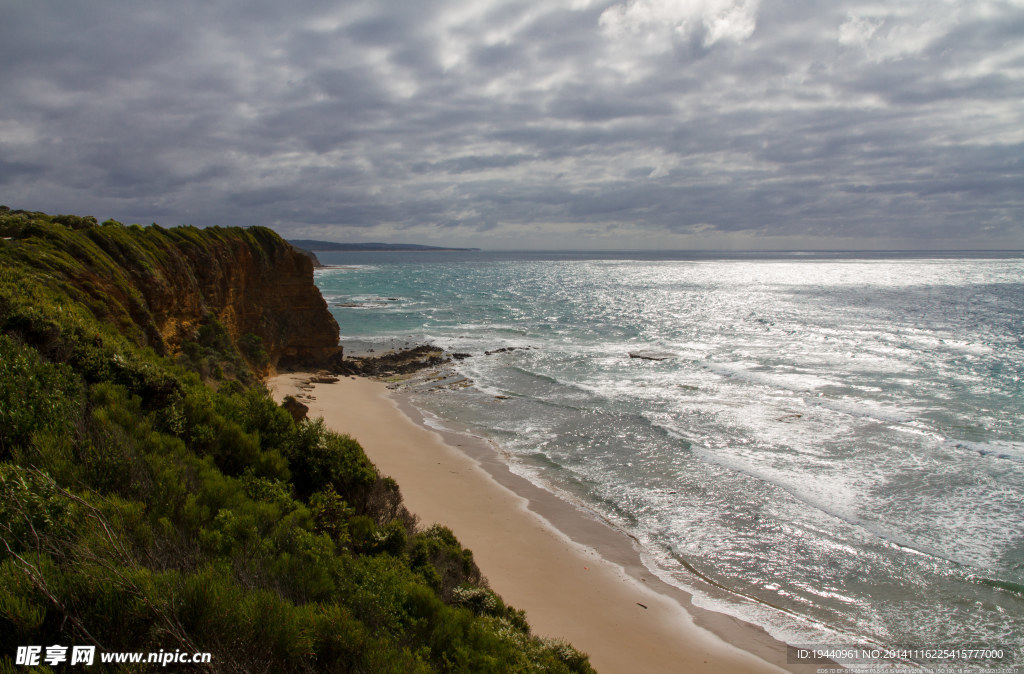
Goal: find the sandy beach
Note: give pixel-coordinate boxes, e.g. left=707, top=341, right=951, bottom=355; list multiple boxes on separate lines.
left=270, top=372, right=815, bottom=674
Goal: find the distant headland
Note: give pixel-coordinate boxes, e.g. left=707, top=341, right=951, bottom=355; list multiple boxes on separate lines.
left=289, top=239, right=481, bottom=252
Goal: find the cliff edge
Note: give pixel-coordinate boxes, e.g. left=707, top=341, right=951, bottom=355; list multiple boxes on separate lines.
left=0, top=208, right=339, bottom=375
left=0, top=207, right=595, bottom=672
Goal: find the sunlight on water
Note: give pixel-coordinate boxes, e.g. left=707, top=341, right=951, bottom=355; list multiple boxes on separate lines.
left=316, top=252, right=1024, bottom=657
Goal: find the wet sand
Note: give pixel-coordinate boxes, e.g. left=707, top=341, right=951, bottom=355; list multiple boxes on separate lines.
left=270, top=372, right=817, bottom=674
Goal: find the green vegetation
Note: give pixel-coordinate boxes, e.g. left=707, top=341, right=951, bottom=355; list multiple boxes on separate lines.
left=0, top=208, right=593, bottom=672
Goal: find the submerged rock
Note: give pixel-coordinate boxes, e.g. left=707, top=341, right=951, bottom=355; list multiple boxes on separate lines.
left=628, top=351, right=672, bottom=361
left=484, top=346, right=535, bottom=356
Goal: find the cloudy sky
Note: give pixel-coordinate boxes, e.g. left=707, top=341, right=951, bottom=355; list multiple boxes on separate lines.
left=2, top=1, right=1022, bottom=249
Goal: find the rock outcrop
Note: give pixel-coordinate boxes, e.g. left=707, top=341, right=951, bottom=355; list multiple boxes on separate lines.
left=333, top=345, right=446, bottom=377
left=135, top=226, right=341, bottom=371
left=0, top=211, right=340, bottom=375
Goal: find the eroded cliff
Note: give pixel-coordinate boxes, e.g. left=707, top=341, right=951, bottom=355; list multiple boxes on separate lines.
left=0, top=209, right=340, bottom=375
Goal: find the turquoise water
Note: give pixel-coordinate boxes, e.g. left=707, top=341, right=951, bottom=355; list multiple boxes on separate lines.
left=314, top=251, right=1024, bottom=661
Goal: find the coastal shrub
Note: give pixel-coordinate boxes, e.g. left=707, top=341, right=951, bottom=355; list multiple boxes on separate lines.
left=239, top=332, right=269, bottom=369
left=106, top=350, right=183, bottom=409
left=0, top=466, right=77, bottom=554
left=0, top=335, right=83, bottom=458
left=364, top=475, right=414, bottom=528
left=0, top=208, right=28, bottom=237
left=348, top=517, right=408, bottom=558
left=268, top=526, right=340, bottom=603
left=177, top=317, right=254, bottom=384
left=242, top=470, right=296, bottom=509
left=170, top=384, right=294, bottom=479
left=0, top=554, right=64, bottom=655
left=306, top=603, right=420, bottom=673
left=0, top=271, right=182, bottom=410
left=0, top=560, right=48, bottom=646
left=285, top=418, right=378, bottom=502
left=348, top=515, right=380, bottom=554
left=375, top=520, right=409, bottom=557
left=197, top=318, right=233, bottom=354
left=409, top=525, right=482, bottom=599
left=0, top=209, right=597, bottom=674
left=451, top=585, right=500, bottom=616
left=222, top=384, right=296, bottom=455
left=535, top=638, right=595, bottom=673
left=82, top=384, right=151, bottom=495
left=310, top=484, right=354, bottom=547
left=51, top=213, right=99, bottom=231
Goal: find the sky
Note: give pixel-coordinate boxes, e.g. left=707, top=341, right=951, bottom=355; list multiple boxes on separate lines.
left=1, top=0, right=1023, bottom=250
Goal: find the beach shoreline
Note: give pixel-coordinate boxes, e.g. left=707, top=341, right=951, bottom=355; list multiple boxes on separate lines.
left=269, top=371, right=819, bottom=674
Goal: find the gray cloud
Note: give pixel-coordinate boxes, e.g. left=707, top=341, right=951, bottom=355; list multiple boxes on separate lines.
left=1, top=0, right=1022, bottom=249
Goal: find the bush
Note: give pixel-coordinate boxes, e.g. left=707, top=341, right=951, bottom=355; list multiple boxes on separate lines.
left=239, top=333, right=269, bottom=369
left=51, top=214, right=98, bottom=230
left=0, top=209, right=597, bottom=673
left=409, top=525, right=482, bottom=599
left=285, top=419, right=378, bottom=501
left=0, top=465, right=77, bottom=554
left=0, top=335, right=83, bottom=458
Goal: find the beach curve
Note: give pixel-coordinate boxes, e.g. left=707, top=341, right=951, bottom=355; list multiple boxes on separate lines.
left=270, top=372, right=816, bottom=674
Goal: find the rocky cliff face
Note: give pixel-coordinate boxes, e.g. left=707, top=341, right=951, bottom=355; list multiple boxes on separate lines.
left=0, top=211, right=340, bottom=375
left=138, top=226, right=341, bottom=371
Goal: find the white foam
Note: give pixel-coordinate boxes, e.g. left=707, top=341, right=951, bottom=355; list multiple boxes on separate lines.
left=418, top=409, right=455, bottom=433
left=635, top=537, right=859, bottom=650
left=315, top=254, right=1024, bottom=662
left=939, top=339, right=995, bottom=355
left=808, top=396, right=912, bottom=424
left=704, top=361, right=837, bottom=392
left=641, top=413, right=689, bottom=440
left=313, top=264, right=375, bottom=276
left=466, top=380, right=509, bottom=399
left=691, top=445, right=865, bottom=531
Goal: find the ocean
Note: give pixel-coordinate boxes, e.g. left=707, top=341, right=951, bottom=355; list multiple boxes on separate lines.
left=313, top=250, right=1024, bottom=665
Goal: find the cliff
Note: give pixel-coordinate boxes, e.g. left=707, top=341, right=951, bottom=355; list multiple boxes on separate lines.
left=0, top=207, right=594, bottom=672
left=0, top=209, right=340, bottom=375
left=133, top=225, right=341, bottom=371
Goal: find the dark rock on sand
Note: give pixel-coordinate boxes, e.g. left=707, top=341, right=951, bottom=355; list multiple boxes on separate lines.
left=281, top=395, right=309, bottom=423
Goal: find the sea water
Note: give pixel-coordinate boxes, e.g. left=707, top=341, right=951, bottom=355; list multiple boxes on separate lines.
left=313, top=251, right=1024, bottom=663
